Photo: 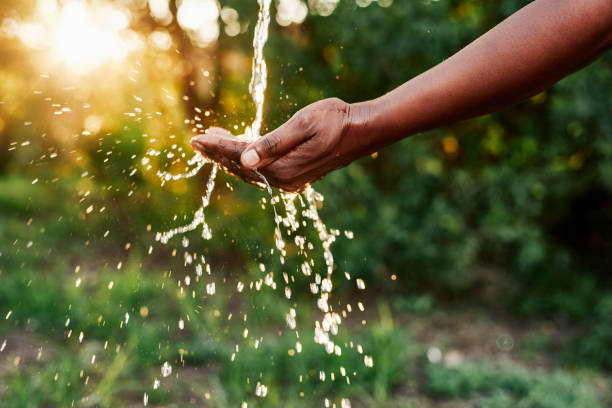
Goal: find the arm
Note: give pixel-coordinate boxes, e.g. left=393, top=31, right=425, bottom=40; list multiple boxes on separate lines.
left=192, top=0, right=612, bottom=192
left=355, top=0, right=612, bottom=151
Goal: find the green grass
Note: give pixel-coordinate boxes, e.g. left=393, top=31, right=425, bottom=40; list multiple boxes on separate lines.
left=0, top=258, right=415, bottom=406
left=1, top=253, right=609, bottom=407
left=0, top=169, right=610, bottom=407
left=426, top=361, right=605, bottom=408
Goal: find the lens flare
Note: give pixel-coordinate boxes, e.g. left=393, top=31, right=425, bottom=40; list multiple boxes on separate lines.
left=8, top=0, right=139, bottom=75
left=50, top=2, right=133, bottom=74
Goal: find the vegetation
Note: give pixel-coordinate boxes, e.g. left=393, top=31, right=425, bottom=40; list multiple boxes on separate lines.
left=0, top=0, right=611, bottom=406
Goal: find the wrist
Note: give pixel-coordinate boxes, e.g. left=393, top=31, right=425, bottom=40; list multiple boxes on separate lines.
left=345, top=98, right=385, bottom=155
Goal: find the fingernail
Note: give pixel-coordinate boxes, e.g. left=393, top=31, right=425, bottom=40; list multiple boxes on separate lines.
left=242, top=149, right=260, bottom=167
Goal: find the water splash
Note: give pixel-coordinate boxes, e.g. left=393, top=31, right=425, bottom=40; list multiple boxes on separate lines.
left=245, top=0, right=271, bottom=142
left=161, top=361, right=172, bottom=377
left=155, top=164, right=217, bottom=244
left=152, top=0, right=366, bottom=403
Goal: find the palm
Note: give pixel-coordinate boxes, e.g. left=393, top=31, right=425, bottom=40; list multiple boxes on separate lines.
left=191, top=98, right=352, bottom=192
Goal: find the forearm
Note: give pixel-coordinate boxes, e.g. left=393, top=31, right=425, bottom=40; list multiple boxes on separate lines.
left=350, top=0, right=612, bottom=151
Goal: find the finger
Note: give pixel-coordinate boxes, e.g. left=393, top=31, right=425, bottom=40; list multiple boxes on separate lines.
left=191, top=130, right=248, bottom=163
left=191, top=136, right=293, bottom=191
left=262, top=146, right=343, bottom=192
left=260, top=134, right=328, bottom=182
left=206, top=127, right=233, bottom=136
left=190, top=130, right=262, bottom=184
left=195, top=142, right=262, bottom=186
left=241, top=111, right=314, bottom=169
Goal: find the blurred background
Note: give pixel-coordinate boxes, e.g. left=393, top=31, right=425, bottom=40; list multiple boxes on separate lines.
left=1, top=0, right=611, bottom=407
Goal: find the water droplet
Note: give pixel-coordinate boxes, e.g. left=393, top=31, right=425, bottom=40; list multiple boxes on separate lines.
left=255, top=382, right=268, bottom=397
left=427, top=347, right=442, bottom=364
left=161, top=361, right=172, bottom=377
left=286, top=308, right=296, bottom=330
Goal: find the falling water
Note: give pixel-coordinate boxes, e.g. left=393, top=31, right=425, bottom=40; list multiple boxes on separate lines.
left=151, top=0, right=369, bottom=404
left=245, top=0, right=271, bottom=142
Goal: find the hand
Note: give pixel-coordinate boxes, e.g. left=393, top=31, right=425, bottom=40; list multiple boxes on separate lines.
left=191, top=98, right=373, bottom=192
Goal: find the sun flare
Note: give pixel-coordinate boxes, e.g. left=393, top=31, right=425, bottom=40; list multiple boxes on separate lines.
left=11, top=0, right=140, bottom=75
left=50, top=2, right=133, bottom=74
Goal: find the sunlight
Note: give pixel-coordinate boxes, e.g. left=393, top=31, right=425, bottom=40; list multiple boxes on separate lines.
left=176, top=0, right=220, bottom=47
left=13, top=0, right=140, bottom=75
left=276, top=0, right=308, bottom=26
left=51, top=2, right=130, bottom=74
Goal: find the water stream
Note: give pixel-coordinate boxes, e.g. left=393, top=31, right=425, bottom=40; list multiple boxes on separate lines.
left=151, top=1, right=371, bottom=404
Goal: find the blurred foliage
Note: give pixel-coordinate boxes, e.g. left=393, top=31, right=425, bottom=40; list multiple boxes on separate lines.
left=426, top=361, right=604, bottom=407
left=1, top=0, right=611, bottom=406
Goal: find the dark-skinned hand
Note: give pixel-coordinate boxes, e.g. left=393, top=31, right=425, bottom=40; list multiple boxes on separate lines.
left=191, top=0, right=612, bottom=192
left=190, top=98, right=372, bottom=192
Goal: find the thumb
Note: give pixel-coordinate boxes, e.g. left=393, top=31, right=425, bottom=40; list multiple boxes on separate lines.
left=241, top=112, right=312, bottom=169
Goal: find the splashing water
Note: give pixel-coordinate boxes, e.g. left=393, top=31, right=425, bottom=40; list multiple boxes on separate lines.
left=161, top=361, right=172, bottom=377
left=152, top=0, right=368, bottom=403
left=155, top=164, right=217, bottom=243
left=245, top=0, right=271, bottom=142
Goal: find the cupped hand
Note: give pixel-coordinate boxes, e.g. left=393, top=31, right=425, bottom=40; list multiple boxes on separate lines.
left=190, top=98, right=371, bottom=192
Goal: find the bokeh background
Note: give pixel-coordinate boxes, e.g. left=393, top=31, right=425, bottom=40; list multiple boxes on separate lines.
left=1, top=0, right=611, bottom=407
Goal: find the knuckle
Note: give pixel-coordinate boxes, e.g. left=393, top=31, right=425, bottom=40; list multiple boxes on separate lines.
left=219, top=139, right=231, bottom=151
left=232, top=142, right=242, bottom=158
left=294, top=110, right=313, bottom=132
left=327, top=97, right=343, bottom=106
left=260, top=135, right=279, bottom=155
left=327, top=97, right=348, bottom=112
